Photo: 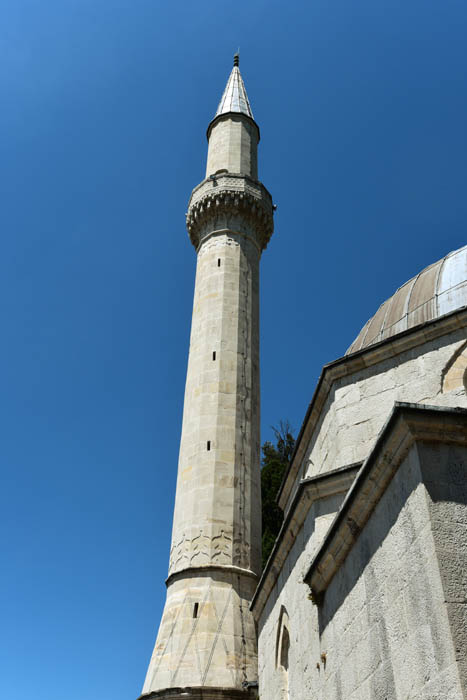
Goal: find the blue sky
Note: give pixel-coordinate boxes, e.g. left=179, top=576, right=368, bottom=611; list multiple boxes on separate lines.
left=1, top=1, right=466, bottom=698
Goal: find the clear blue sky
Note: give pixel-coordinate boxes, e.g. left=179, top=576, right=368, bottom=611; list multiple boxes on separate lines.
left=1, top=1, right=466, bottom=698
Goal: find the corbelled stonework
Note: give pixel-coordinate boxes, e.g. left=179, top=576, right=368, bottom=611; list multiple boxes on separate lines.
left=186, top=173, right=274, bottom=251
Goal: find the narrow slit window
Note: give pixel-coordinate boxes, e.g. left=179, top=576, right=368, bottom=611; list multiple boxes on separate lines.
left=212, top=351, right=216, bottom=361
left=207, top=441, right=211, bottom=451
left=218, top=258, right=221, bottom=267
left=193, top=603, right=199, bottom=618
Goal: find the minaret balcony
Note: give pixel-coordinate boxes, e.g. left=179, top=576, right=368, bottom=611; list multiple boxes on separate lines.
left=186, top=172, right=274, bottom=251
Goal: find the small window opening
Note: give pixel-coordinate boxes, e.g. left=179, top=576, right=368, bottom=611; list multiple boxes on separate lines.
left=218, top=259, right=221, bottom=267
left=207, top=441, right=211, bottom=451
left=280, top=627, right=290, bottom=670
left=212, top=351, right=216, bottom=361
left=193, top=603, right=199, bottom=618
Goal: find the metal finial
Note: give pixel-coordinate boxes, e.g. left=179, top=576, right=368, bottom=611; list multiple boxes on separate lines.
left=233, top=52, right=239, bottom=67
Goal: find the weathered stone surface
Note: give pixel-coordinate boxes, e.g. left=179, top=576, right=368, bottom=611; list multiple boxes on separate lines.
left=257, top=406, right=467, bottom=700
left=281, top=330, right=467, bottom=515
left=141, top=60, right=272, bottom=698
left=168, top=231, right=262, bottom=579
left=277, top=308, right=467, bottom=514
left=206, top=114, right=259, bottom=180
left=251, top=464, right=360, bottom=621
left=143, top=570, right=258, bottom=693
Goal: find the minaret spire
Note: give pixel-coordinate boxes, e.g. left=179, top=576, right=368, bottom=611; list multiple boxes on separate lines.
left=205, top=57, right=260, bottom=180
left=214, top=54, right=254, bottom=120
left=139, top=58, right=274, bottom=700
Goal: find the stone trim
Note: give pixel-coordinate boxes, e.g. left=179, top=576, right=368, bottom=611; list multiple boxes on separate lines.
left=166, top=564, right=259, bottom=587
left=189, top=173, right=270, bottom=205
left=250, top=463, right=360, bottom=620
left=186, top=173, right=274, bottom=251
left=277, top=306, right=467, bottom=512
left=303, top=402, right=467, bottom=600
left=196, top=228, right=262, bottom=254
left=442, top=339, right=467, bottom=392
left=138, top=687, right=257, bottom=700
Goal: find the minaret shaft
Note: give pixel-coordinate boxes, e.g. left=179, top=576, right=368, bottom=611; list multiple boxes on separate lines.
left=170, top=232, right=261, bottom=578
left=206, top=115, right=259, bottom=179
left=140, top=58, right=273, bottom=700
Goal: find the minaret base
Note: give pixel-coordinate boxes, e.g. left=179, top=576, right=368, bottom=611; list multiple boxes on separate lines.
left=141, top=569, right=258, bottom=694
left=138, top=687, right=258, bottom=700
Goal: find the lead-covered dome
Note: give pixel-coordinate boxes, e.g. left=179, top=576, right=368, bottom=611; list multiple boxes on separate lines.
left=347, top=245, right=467, bottom=354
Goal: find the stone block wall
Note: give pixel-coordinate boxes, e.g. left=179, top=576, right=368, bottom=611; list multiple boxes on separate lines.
left=419, top=442, right=467, bottom=696
left=170, top=231, right=261, bottom=576
left=206, top=115, right=258, bottom=179
left=284, top=330, right=467, bottom=515
left=257, top=441, right=466, bottom=699
left=143, top=570, right=258, bottom=693
left=257, top=492, right=346, bottom=699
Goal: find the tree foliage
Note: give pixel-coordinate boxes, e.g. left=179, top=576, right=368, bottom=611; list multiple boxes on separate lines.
left=260, top=421, right=295, bottom=569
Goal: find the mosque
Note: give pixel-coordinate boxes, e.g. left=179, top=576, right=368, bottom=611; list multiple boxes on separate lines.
left=138, top=57, right=467, bottom=699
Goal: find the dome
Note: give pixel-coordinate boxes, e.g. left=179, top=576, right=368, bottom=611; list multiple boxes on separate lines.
left=347, top=245, right=467, bottom=354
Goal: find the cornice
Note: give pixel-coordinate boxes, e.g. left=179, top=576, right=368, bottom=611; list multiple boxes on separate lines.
left=186, top=173, right=274, bottom=251
left=304, top=403, right=467, bottom=602
left=250, top=463, right=360, bottom=620
left=138, top=687, right=257, bottom=700
left=166, top=564, right=258, bottom=587
left=277, top=306, right=467, bottom=513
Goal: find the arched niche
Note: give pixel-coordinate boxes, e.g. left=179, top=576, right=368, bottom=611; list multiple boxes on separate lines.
left=442, top=341, right=467, bottom=393
left=275, top=606, right=290, bottom=698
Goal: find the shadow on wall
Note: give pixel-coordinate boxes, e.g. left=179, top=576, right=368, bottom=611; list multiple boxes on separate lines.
left=420, top=442, right=467, bottom=694
left=286, top=495, right=345, bottom=593
left=315, top=441, right=467, bottom=696
left=318, top=440, right=467, bottom=633
left=257, top=492, right=343, bottom=637
left=317, top=447, right=422, bottom=635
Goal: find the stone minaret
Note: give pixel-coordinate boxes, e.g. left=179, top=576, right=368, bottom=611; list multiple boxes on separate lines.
left=140, top=56, right=274, bottom=700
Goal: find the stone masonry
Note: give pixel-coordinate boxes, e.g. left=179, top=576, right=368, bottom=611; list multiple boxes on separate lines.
left=140, top=57, right=273, bottom=700
left=137, top=56, right=467, bottom=700
left=254, top=323, right=467, bottom=700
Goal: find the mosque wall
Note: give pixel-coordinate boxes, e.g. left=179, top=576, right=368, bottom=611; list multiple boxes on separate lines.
left=257, top=441, right=466, bottom=700
left=283, top=328, right=467, bottom=516
left=417, top=441, right=467, bottom=695
left=257, top=491, right=345, bottom=699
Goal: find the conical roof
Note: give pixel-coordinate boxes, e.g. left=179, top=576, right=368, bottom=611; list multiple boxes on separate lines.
left=214, top=55, right=254, bottom=120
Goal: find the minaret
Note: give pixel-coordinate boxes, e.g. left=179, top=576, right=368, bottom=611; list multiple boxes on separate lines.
left=140, top=56, right=274, bottom=700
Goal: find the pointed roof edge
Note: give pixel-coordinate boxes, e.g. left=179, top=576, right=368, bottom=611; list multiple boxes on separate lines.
left=214, top=54, right=254, bottom=119
left=206, top=54, right=259, bottom=141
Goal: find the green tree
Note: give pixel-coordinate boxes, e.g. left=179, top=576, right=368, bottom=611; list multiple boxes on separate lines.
left=260, top=421, right=295, bottom=569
